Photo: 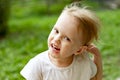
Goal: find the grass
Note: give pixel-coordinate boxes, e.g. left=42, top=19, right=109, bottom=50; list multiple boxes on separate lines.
left=0, top=9, right=120, bottom=80
left=97, top=10, right=120, bottom=80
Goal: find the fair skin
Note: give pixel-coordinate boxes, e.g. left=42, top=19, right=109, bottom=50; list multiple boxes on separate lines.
left=48, top=12, right=82, bottom=67
left=48, top=12, right=102, bottom=80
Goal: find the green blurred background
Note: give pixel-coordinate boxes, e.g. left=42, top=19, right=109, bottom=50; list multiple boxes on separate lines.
left=0, top=0, right=120, bottom=80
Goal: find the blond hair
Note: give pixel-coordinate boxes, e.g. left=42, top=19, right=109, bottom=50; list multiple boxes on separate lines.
left=63, top=2, right=100, bottom=45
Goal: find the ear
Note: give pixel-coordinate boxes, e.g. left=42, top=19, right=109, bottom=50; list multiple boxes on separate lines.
left=74, top=46, right=87, bottom=55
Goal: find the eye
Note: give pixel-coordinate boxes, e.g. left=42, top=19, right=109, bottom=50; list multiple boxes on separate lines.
left=64, top=37, right=71, bottom=41
left=53, top=28, right=59, bottom=33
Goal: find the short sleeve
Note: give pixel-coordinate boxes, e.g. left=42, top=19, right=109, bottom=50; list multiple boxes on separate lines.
left=20, top=58, right=43, bottom=80
left=90, top=60, right=97, bottom=78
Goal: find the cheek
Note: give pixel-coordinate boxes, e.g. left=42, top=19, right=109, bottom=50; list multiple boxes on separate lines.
left=48, top=34, right=52, bottom=44
left=63, top=43, right=75, bottom=52
left=48, top=32, right=53, bottom=40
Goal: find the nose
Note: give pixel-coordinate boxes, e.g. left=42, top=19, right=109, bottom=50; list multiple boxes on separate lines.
left=53, top=34, right=61, bottom=45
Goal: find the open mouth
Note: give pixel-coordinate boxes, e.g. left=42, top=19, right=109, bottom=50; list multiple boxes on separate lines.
left=51, top=44, right=60, bottom=51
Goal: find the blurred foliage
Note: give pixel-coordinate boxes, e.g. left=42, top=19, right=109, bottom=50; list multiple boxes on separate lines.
left=10, top=0, right=73, bottom=18
left=0, top=0, right=10, bottom=37
left=10, top=0, right=104, bottom=19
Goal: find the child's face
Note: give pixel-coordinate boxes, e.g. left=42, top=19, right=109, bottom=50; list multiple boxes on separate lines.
left=48, top=12, right=83, bottom=59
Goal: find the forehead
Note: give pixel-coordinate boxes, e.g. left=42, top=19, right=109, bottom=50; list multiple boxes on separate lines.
left=54, top=12, right=83, bottom=41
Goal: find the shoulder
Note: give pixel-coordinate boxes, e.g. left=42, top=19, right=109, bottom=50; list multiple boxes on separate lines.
left=33, top=50, right=48, bottom=60
left=27, top=50, right=50, bottom=68
left=24, top=50, right=50, bottom=68
left=82, top=52, right=97, bottom=78
left=75, top=53, right=97, bottom=78
left=20, top=50, right=49, bottom=80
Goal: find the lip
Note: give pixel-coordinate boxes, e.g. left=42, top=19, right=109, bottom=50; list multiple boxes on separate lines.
left=50, top=44, right=60, bottom=53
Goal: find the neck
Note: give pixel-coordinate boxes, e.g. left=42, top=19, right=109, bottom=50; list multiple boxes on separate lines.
left=48, top=53, right=74, bottom=67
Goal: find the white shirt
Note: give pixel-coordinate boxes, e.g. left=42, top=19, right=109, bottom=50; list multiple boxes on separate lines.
left=20, top=50, right=97, bottom=80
